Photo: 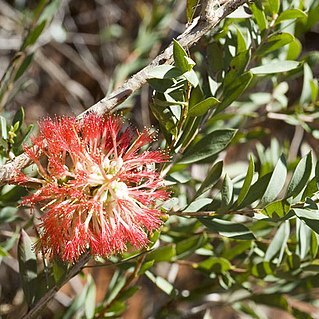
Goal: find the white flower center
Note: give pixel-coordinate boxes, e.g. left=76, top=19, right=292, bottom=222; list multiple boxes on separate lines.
left=111, top=181, right=129, bottom=200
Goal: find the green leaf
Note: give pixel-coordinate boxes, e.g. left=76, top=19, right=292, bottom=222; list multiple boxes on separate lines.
left=286, top=38, right=302, bottom=60
left=183, top=69, right=199, bottom=87
left=52, top=259, right=68, bottom=284
left=220, top=174, right=233, bottom=209
left=85, top=275, right=96, bottom=319
left=251, top=61, right=300, bottom=74
left=286, top=153, right=312, bottom=198
left=268, top=0, right=280, bottom=14
left=261, top=200, right=291, bottom=218
left=223, top=50, right=250, bottom=88
left=14, top=54, right=34, bottom=81
left=264, top=221, right=290, bottom=262
left=138, top=260, right=154, bottom=275
left=259, top=155, right=287, bottom=206
left=0, top=116, right=7, bottom=140
left=296, top=217, right=312, bottom=259
left=198, top=257, right=232, bottom=273
left=256, top=33, right=295, bottom=56
left=236, top=155, right=255, bottom=206
left=251, top=294, right=289, bottom=310
left=179, top=129, right=237, bottom=164
left=22, top=20, right=47, bottom=49
left=147, top=65, right=182, bottom=79
left=300, top=63, right=313, bottom=105
left=216, top=71, right=253, bottom=113
left=250, top=0, right=267, bottom=31
left=251, top=261, right=275, bottom=278
left=186, top=0, right=199, bottom=22
left=189, top=97, right=220, bottom=116
left=64, top=281, right=89, bottom=319
left=173, top=39, right=191, bottom=73
left=12, top=107, right=25, bottom=131
left=199, top=218, right=255, bottom=240
left=294, top=209, right=319, bottom=234
left=146, top=244, right=176, bottom=262
left=18, top=230, right=37, bottom=306
left=194, top=161, right=223, bottom=198
left=236, top=26, right=246, bottom=53
left=238, top=173, right=271, bottom=208
left=275, top=9, right=307, bottom=24
left=176, top=234, right=208, bottom=259
left=184, top=197, right=212, bottom=212
left=302, top=177, right=318, bottom=201
left=145, top=271, right=176, bottom=296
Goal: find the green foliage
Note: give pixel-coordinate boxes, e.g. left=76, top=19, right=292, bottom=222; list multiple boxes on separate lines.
left=2, top=0, right=319, bottom=318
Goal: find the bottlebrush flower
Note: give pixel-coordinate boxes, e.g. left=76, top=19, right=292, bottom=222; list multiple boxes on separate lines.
left=14, top=114, right=169, bottom=262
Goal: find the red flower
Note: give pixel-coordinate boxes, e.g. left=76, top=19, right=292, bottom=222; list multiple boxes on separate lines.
left=16, top=114, right=169, bottom=262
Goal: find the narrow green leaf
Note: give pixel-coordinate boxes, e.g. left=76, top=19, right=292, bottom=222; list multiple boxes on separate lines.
left=294, top=209, right=319, bottom=234
left=198, top=257, right=232, bottom=273
left=223, top=50, right=250, bottom=88
left=85, top=275, right=96, bottom=319
left=259, top=155, right=287, bottom=206
left=251, top=294, right=289, bottom=310
left=238, top=173, right=271, bottom=208
left=310, top=232, right=318, bottom=259
left=176, top=234, right=208, bottom=259
left=184, top=198, right=212, bottom=212
left=296, top=217, right=312, bottom=259
left=264, top=221, right=290, bottom=261
left=302, top=177, right=318, bottom=201
left=300, top=63, right=313, bottom=105
left=220, top=174, right=233, bottom=209
left=256, top=33, right=295, bottom=56
left=250, top=0, right=267, bottom=31
left=268, top=0, right=280, bottom=14
left=194, top=161, right=223, bottom=198
left=286, top=153, right=312, bottom=198
left=189, top=97, right=220, bottom=116
left=184, top=69, right=199, bottom=87
left=180, top=129, right=237, bottom=164
left=0, top=116, right=7, bottom=140
left=286, top=38, right=302, bottom=60
left=147, top=65, right=182, bottom=79
left=22, top=20, right=46, bottom=49
left=64, top=283, right=89, bottom=319
left=138, top=260, right=154, bottom=275
left=173, top=39, right=190, bottom=73
left=216, top=71, right=253, bottom=113
left=275, top=9, right=307, bottom=24
left=251, top=61, right=300, bottom=74
left=52, top=259, right=68, bottom=284
left=251, top=262, right=275, bottom=278
left=18, top=230, right=37, bottom=306
left=186, top=0, right=199, bottom=22
left=146, top=244, right=176, bottom=262
left=14, top=54, right=34, bottom=81
left=262, top=200, right=291, bottom=218
left=236, top=26, right=246, bottom=53
left=237, top=155, right=255, bottom=206
left=199, top=218, right=255, bottom=240
left=12, top=107, right=25, bottom=131
left=145, top=271, right=176, bottom=296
